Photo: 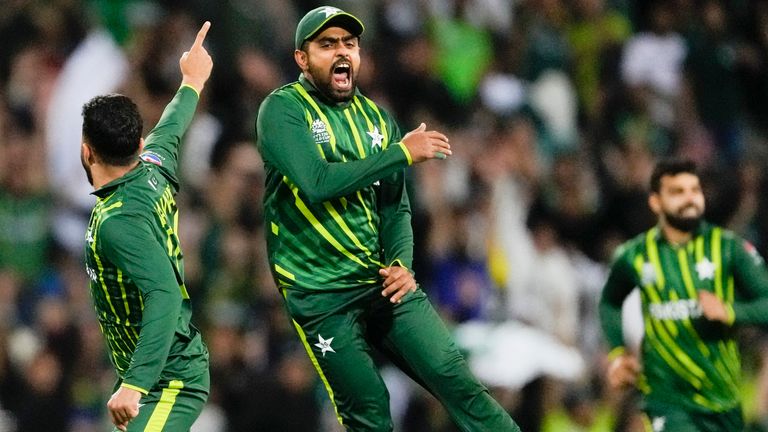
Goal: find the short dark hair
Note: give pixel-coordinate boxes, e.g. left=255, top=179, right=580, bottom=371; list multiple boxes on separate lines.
left=650, top=158, right=698, bottom=193
left=81, top=94, right=143, bottom=166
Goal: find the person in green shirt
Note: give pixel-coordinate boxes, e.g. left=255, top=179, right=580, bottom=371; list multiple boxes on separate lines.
left=255, top=6, right=520, bottom=432
left=81, top=21, right=212, bottom=432
left=599, top=158, right=768, bottom=431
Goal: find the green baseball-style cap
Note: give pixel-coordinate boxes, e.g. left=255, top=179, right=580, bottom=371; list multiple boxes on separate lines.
left=295, top=6, right=365, bottom=49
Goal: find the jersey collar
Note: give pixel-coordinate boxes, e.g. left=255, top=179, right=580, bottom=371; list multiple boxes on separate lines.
left=91, top=160, right=143, bottom=198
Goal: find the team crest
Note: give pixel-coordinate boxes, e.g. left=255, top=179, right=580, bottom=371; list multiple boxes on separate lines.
left=311, top=119, right=331, bottom=144
left=367, top=126, right=384, bottom=149
left=695, top=257, right=715, bottom=280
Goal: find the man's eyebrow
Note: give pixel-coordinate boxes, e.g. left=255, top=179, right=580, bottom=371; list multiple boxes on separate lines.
left=316, top=35, right=358, bottom=44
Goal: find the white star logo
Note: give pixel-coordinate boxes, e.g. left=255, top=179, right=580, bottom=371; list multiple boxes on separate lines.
left=652, top=416, right=666, bottom=431
left=314, top=335, right=336, bottom=357
left=367, top=126, right=384, bottom=149
left=319, top=7, right=341, bottom=18
left=695, top=257, right=716, bottom=280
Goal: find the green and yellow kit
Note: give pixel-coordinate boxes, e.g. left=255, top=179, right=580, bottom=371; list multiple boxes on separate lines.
left=85, top=86, right=208, bottom=431
left=600, top=222, right=768, bottom=430
left=256, top=76, right=519, bottom=431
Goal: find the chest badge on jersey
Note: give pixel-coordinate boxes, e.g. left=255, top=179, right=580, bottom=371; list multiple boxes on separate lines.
left=695, top=257, right=716, bottom=280
left=312, top=118, right=331, bottom=144
left=367, top=126, right=384, bottom=149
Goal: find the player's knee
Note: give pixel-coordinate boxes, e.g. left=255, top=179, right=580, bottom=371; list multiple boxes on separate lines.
left=340, top=400, right=393, bottom=431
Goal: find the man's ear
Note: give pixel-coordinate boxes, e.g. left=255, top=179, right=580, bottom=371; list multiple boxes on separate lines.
left=82, top=142, right=94, bottom=164
left=138, top=137, right=145, bottom=154
left=648, top=193, right=661, bottom=215
left=294, top=49, right=308, bottom=72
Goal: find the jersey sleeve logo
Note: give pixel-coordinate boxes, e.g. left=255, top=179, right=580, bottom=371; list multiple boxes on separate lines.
left=140, top=151, right=164, bottom=166
left=744, top=241, right=764, bottom=265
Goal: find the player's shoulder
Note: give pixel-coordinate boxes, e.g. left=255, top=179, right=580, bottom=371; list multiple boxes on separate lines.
left=117, top=164, right=173, bottom=208
left=259, top=82, right=306, bottom=114
left=611, top=231, right=649, bottom=263
left=266, top=81, right=304, bottom=102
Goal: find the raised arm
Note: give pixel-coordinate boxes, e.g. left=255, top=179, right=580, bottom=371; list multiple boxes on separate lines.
left=141, top=21, right=213, bottom=180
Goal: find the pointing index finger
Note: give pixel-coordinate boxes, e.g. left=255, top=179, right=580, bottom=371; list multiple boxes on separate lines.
left=192, top=21, right=211, bottom=49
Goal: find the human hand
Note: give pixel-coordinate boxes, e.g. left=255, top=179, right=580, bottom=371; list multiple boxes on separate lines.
left=107, top=386, right=142, bottom=431
left=699, top=290, right=729, bottom=323
left=401, top=123, right=452, bottom=163
left=379, top=266, right=417, bottom=303
left=606, top=353, right=640, bottom=391
left=180, top=21, right=213, bottom=93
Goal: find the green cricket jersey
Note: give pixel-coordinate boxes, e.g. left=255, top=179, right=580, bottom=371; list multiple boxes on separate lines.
left=600, top=222, right=768, bottom=413
left=84, top=86, right=208, bottom=394
left=256, top=75, right=414, bottom=290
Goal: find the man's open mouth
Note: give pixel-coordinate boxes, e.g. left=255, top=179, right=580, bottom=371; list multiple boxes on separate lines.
left=332, top=62, right=351, bottom=90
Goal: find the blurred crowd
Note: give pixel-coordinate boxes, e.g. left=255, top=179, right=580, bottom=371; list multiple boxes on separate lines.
left=2, top=0, right=768, bottom=431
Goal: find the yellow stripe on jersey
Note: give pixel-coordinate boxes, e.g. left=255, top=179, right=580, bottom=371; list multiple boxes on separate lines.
left=645, top=229, right=666, bottom=288
left=712, top=228, right=723, bottom=299
left=634, top=257, right=708, bottom=386
left=146, top=380, right=183, bottom=431
left=343, top=108, right=367, bottom=158
left=294, top=84, right=337, bottom=154
left=667, top=289, right=711, bottom=358
left=695, top=235, right=704, bottom=262
left=676, top=249, right=698, bottom=299
left=284, top=177, right=368, bottom=268
left=352, top=97, right=374, bottom=131
left=356, top=190, right=376, bottom=232
left=643, top=313, right=703, bottom=389
left=323, top=201, right=382, bottom=268
left=117, top=268, right=131, bottom=320
left=92, top=225, right=121, bottom=325
left=283, top=288, right=343, bottom=427
left=275, top=264, right=296, bottom=281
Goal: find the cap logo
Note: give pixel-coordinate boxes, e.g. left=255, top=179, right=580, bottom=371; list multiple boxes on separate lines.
left=319, top=6, right=341, bottom=17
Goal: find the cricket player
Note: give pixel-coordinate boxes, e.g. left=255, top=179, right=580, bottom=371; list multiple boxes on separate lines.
left=81, top=21, right=212, bottom=432
left=600, top=158, right=768, bottom=431
left=255, top=6, right=520, bottom=431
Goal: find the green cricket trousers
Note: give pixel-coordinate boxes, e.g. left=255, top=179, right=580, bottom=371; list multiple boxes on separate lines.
left=282, top=285, right=521, bottom=432
left=113, top=369, right=209, bottom=432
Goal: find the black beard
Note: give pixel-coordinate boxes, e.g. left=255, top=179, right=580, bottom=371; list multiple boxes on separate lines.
left=665, top=213, right=701, bottom=232
left=307, top=60, right=355, bottom=103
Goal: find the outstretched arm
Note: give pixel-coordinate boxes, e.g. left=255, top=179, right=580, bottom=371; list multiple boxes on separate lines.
left=141, top=21, right=214, bottom=181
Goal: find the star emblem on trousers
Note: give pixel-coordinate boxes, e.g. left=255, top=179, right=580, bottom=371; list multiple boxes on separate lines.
left=315, top=335, right=336, bottom=357
left=367, top=126, right=384, bottom=149
left=695, top=257, right=716, bottom=280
